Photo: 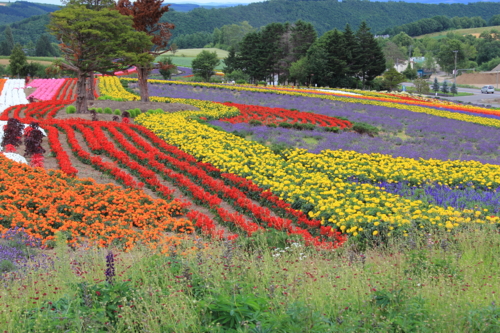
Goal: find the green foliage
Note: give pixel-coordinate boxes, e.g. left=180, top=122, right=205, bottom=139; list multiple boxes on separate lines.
left=103, top=107, right=112, bottom=114
left=382, top=67, right=405, bottom=91
left=450, top=82, right=458, bottom=95
left=113, top=109, right=121, bottom=115
left=65, top=105, right=76, bottom=114
left=0, top=260, right=15, bottom=273
left=432, top=77, right=440, bottom=92
left=9, top=43, right=27, bottom=76
left=322, top=126, right=340, bottom=133
left=35, top=34, right=56, bottom=57
left=441, top=80, right=449, bottom=93
left=191, top=50, right=220, bottom=82
left=402, top=63, right=418, bottom=80
left=414, top=78, right=431, bottom=94
left=352, top=122, right=379, bottom=136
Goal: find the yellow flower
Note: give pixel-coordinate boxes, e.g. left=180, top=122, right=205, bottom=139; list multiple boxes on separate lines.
left=372, top=230, right=378, bottom=236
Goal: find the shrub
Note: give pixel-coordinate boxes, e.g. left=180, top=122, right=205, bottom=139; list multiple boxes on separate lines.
left=235, top=79, right=246, bottom=84
left=114, top=109, right=121, bottom=115
left=352, top=122, right=379, bottom=136
left=104, top=107, right=113, bottom=114
left=323, top=126, right=340, bottom=133
left=278, top=122, right=293, bottom=129
left=249, top=119, right=262, bottom=126
left=266, top=123, right=277, bottom=128
left=66, top=105, right=76, bottom=114
left=96, top=108, right=103, bottom=114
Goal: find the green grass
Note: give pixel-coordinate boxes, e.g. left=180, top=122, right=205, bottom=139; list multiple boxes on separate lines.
left=159, top=48, right=229, bottom=59
left=2, top=227, right=499, bottom=332
left=155, top=48, right=228, bottom=70
left=416, top=25, right=500, bottom=39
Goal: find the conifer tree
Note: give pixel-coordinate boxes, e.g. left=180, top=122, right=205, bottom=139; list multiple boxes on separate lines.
left=116, top=0, right=175, bottom=102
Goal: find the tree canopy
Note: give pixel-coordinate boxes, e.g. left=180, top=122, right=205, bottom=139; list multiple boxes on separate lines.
left=48, top=5, right=153, bottom=112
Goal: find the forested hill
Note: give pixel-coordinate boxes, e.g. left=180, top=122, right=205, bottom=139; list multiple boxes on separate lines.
left=161, top=0, right=500, bottom=37
left=0, top=1, right=60, bottom=25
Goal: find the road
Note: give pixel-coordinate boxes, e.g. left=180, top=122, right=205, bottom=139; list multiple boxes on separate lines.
left=402, top=82, right=500, bottom=108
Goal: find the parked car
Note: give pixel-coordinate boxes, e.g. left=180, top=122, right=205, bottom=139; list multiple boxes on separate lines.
left=481, top=85, right=495, bottom=94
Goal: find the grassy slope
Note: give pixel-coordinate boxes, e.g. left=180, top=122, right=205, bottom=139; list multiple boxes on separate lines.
left=416, top=25, right=500, bottom=39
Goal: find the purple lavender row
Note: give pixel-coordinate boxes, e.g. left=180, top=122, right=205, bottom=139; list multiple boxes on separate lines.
left=149, top=66, right=193, bottom=77
left=368, top=180, right=500, bottom=215
left=144, top=83, right=500, bottom=165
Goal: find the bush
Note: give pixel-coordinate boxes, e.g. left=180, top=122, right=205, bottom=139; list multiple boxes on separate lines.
left=114, top=109, right=121, bottom=115
left=266, top=123, right=277, bottom=128
left=258, top=81, right=267, bottom=86
left=352, top=122, right=379, bottom=136
left=235, top=79, right=247, bottom=84
left=323, top=126, right=340, bottom=133
left=96, top=108, right=103, bottom=114
left=65, top=105, right=76, bottom=114
left=278, top=122, right=293, bottom=129
left=104, top=107, right=112, bottom=114
left=249, top=119, right=262, bottom=126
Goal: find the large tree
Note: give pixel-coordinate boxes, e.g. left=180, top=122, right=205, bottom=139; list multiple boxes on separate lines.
left=353, top=22, right=386, bottom=89
left=116, top=0, right=175, bottom=102
left=48, top=6, right=153, bottom=113
left=192, top=50, right=220, bottom=82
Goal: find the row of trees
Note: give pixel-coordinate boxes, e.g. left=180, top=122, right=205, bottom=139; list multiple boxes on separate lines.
left=223, top=21, right=385, bottom=89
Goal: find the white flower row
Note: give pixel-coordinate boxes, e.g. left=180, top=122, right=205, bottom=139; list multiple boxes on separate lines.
left=0, top=79, right=28, bottom=108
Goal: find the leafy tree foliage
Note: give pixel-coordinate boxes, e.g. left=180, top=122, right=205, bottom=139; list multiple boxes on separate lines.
left=157, top=56, right=177, bottom=80
left=116, top=0, right=175, bottom=102
left=192, top=50, right=220, bottom=81
left=48, top=5, right=153, bottom=113
left=382, top=68, right=405, bottom=91
left=414, top=78, right=430, bottom=94
left=353, top=22, right=386, bottom=88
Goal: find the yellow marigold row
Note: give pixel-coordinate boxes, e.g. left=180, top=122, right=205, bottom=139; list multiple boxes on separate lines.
left=284, top=149, right=500, bottom=189
left=134, top=111, right=499, bottom=238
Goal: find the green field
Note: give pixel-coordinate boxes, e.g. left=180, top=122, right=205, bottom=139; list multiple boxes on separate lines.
left=416, top=25, right=500, bottom=39
left=155, top=48, right=228, bottom=70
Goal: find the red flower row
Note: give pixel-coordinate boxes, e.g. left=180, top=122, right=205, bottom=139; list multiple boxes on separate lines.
left=121, top=124, right=345, bottom=248
left=220, top=102, right=353, bottom=129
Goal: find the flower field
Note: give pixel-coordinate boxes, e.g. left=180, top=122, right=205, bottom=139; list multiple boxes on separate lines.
left=0, top=75, right=499, bottom=332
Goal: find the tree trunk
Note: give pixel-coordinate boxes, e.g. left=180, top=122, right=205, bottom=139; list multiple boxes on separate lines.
left=137, top=65, right=150, bottom=102
left=76, top=72, right=88, bottom=114
left=87, top=72, right=95, bottom=101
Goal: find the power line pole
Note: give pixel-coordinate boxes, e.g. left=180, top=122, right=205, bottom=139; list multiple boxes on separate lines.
left=453, top=50, right=458, bottom=85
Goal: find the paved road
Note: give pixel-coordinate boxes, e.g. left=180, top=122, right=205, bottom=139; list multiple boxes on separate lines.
left=402, top=82, right=500, bottom=108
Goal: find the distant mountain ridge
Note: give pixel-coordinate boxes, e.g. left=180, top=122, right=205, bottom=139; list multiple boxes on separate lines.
left=0, top=1, right=59, bottom=25
left=162, top=0, right=500, bottom=38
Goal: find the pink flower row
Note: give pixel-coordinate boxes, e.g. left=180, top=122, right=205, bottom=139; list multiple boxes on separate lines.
left=27, top=79, right=66, bottom=101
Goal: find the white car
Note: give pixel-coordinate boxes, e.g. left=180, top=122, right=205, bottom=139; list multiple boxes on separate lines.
left=481, top=85, right=495, bottom=94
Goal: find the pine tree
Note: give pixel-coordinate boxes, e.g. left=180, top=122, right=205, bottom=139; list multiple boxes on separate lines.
left=4, top=26, right=15, bottom=55
left=441, top=80, right=449, bottom=93
left=432, top=77, right=440, bottom=92
left=35, top=35, right=54, bottom=57
left=353, top=21, right=386, bottom=89
left=450, top=82, right=458, bottom=95
left=9, top=43, right=27, bottom=77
